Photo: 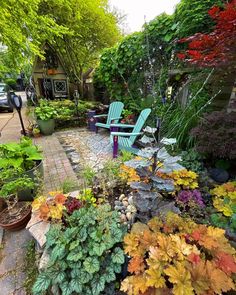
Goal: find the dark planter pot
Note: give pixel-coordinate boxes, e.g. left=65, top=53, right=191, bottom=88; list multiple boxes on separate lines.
left=18, top=160, right=44, bottom=201
left=0, top=203, right=31, bottom=231
left=38, top=119, right=55, bottom=135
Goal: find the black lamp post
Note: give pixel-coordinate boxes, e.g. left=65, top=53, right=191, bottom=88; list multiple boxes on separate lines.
left=10, top=94, right=26, bottom=136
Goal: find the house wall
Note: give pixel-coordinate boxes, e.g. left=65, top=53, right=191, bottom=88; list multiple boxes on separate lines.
left=32, top=57, right=69, bottom=99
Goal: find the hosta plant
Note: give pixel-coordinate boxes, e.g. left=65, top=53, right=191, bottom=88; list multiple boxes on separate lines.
left=33, top=205, right=127, bottom=295
left=210, top=182, right=236, bottom=231
left=121, top=213, right=236, bottom=295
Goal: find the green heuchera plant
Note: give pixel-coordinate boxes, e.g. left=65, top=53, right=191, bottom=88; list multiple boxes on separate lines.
left=0, top=137, right=43, bottom=172
left=180, top=148, right=205, bottom=173
left=33, top=205, right=127, bottom=295
left=35, top=100, right=57, bottom=121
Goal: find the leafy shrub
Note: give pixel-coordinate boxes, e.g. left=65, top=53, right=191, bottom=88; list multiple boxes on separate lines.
left=60, top=179, right=78, bottom=194
left=210, top=182, right=236, bottom=231
left=35, top=100, right=57, bottom=121
left=180, top=148, right=204, bottom=173
left=33, top=205, right=127, bottom=295
left=191, top=111, right=236, bottom=159
left=0, top=136, right=43, bottom=173
left=80, top=165, right=96, bottom=186
left=121, top=213, right=236, bottom=295
left=159, top=74, right=214, bottom=149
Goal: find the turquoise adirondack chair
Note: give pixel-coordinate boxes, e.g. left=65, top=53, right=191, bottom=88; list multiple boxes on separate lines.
left=110, top=108, right=151, bottom=157
left=94, top=101, right=124, bottom=133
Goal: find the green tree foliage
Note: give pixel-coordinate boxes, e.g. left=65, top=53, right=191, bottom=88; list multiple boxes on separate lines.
left=0, top=0, right=67, bottom=58
left=174, top=0, right=226, bottom=38
left=0, top=0, right=121, bottom=93
left=94, top=13, right=176, bottom=111
left=38, top=0, right=121, bottom=95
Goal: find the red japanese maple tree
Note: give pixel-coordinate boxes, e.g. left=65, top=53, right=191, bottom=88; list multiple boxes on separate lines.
left=177, top=0, right=236, bottom=67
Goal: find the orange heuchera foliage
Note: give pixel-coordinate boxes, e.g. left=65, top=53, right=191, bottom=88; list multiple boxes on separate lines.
left=120, top=164, right=140, bottom=183
left=54, top=193, right=67, bottom=204
left=121, top=213, right=236, bottom=295
left=32, top=192, right=67, bottom=221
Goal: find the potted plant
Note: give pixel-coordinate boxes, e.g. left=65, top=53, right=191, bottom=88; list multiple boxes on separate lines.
left=35, top=100, right=57, bottom=135
left=32, top=127, right=41, bottom=138
left=121, top=109, right=135, bottom=125
left=0, top=137, right=43, bottom=201
left=0, top=176, right=34, bottom=230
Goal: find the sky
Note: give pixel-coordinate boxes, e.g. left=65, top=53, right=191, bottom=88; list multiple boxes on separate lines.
left=109, top=0, right=181, bottom=33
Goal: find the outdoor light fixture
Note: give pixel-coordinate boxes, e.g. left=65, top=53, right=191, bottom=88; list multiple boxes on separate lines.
left=10, top=94, right=26, bottom=136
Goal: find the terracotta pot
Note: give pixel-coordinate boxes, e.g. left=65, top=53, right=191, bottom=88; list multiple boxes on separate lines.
left=0, top=203, right=32, bottom=231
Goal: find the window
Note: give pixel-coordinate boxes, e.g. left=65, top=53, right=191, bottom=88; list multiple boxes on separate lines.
left=53, top=80, right=67, bottom=93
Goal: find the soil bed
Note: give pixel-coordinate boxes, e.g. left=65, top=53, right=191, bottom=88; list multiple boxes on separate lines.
left=0, top=202, right=31, bottom=224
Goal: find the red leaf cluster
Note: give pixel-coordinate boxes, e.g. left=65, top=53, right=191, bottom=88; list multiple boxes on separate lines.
left=178, top=1, right=236, bottom=67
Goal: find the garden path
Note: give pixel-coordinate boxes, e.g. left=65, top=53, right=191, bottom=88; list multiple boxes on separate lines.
left=0, top=105, right=112, bottom=294
left=0, top=127, right=78, bottom=294
left=57, top=128, right=112, bottom=172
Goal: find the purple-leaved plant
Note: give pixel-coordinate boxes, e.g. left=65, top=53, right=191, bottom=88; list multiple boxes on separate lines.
left=177, top=189, right=205, bottom=208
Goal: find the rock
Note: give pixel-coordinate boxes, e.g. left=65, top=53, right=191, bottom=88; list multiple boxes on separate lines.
left=69, top=191, right=80, bottom=198
left=119, top=194, right=126, bottom=201
left=209, top=168, right=229, bottom=183
left=127, top=205, right=137, bottom=213
left=122, top=200, right=129, bottom=207
left=126, top=212, right=133, bottom=221
left=71, top=157, right=80, bottom=164
left=128, top=196, right=134, bottom=205
left=39, top=248, right=50, bottom=270
left=64, top=147, right=76, bottom=153
left=120, top=214, right=127, bottom=222
left=28, top=219, right=50, bottom=248
left=114, top=200, right=122, bottom=206
left=114, top=205, right=125, bottom=211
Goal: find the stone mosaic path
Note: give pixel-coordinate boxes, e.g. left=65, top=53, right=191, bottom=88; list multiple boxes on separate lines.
left=57, top=128, right=112, bottom=172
